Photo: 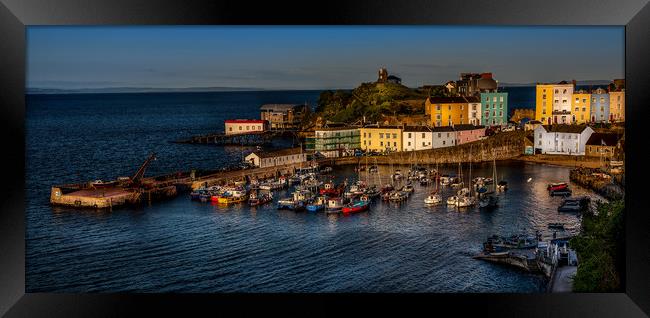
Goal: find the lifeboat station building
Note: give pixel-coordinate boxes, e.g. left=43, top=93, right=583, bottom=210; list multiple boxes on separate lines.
left=224, top=119, right=268, bottom=135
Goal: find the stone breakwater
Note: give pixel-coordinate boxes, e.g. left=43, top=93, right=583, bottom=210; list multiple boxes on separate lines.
left=569, top=167, right=624, bottom=201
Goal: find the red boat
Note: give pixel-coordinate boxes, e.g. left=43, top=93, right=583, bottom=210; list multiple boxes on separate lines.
left=342, top=196, right=370, bottom=214
left=547, top=183, right=568, bottom=191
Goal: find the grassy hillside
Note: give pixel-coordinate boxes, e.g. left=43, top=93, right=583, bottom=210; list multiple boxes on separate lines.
left=312, top=82, right=428, bottom=126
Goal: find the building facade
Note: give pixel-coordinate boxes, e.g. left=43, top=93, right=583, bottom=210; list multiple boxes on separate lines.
left=468, top=98, right=482, bottom=126
left=533, top=125, right=594, bottom=155
left=590, top=88, right=610, bottom=123
left=313, top=126, right=361, bottom=158
left=260, top=104, right=309, bottom=130
left=402, top=126, right=433, bottom=151
left=535, top=84, right=554, bottom=124
left=427, top=96, right=469, bottom=127
left=244, top=147, right=307, bottom=168
left=535, top=81, right=574, bottom=125
left=224, top=119, right=268, bottom=135
left=609, top=90, right=625, bottom=123
left=359, top=126, right=403, bottom=152
left=430, top=126, right=456, bottom=148
left=454, top=124, right=486, bottom=145
left=480, top=92, right=508, bottom=126
left=585, top=133, right=620, bottom=160
left=571, top=91, right=591, bottom=124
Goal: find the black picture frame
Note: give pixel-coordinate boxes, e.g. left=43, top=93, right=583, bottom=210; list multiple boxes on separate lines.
left=1, top=0, right=649, bottom=316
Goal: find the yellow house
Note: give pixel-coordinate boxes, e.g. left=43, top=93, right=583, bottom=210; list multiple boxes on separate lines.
left=359, top=126, right=403, bottom=152
left=571, top=92, right=591, bottom=124
left=535, top=84, right=554, bottom=124
left=427, top=97, right=469, bottom=127
left=609, top=90, right=625, bottom=122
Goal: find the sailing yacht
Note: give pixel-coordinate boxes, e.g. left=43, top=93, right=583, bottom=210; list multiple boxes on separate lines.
left=424, top=159, right=442, bottom=205
left=479, top=156, right=499, bottom=209
left=456, top=148, right=476, bottom=207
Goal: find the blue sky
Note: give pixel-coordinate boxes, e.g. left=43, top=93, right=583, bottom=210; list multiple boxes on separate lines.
left=27, top=26, right=624, bottom=90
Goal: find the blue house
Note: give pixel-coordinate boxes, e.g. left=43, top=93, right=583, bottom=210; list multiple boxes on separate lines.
left=590, top=87, right=610, bottom=123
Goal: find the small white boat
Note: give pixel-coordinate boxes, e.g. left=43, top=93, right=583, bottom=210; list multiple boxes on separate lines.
left=424, top=193, right=442, bottom=205
left=456, top=196, right=476, bottom=207
left=447, top=196, right=458, bottom=206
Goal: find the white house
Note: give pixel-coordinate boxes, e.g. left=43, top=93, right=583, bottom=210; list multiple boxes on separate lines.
left=431, top=126, right=456, bottom=149
left=468, top=101, right=482, bottom=126
left=244, top=147, right=307, bottom=168
left=402, top=126, right=433, bottom=151
left=225, top=119, right=268, bottom=135
left=533, top=125, right=594, bottom=155
left=552, top=83, right=574, bottom=125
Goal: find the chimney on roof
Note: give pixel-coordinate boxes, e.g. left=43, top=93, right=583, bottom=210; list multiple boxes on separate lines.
left=572, top=79, right=577, bottom=87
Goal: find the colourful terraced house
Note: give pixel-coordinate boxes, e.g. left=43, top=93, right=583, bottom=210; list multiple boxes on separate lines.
left=480, top=92, right=508, bottom=126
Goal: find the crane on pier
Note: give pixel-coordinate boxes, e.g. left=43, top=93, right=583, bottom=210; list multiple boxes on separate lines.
left=118, top=153, right=157, bottom=188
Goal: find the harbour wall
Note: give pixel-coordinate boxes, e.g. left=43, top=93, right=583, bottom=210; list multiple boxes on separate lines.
left=329, top=130, right=527, bottom=166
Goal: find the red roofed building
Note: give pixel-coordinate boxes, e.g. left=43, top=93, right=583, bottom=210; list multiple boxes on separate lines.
left=224, top=119, right=268, bottom=135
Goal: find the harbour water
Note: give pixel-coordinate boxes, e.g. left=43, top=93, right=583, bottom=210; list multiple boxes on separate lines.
left=26, top=90, right=597, bottom=292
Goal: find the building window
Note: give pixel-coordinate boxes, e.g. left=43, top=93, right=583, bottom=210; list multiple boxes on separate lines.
left=379, top=133, right=384, bottom=139
left=408, top=142, right=411, bottom=146
left=393, top=133, right=397, bottom=139
left=239, top=126, right=242, bottom=130
left=393, top=142, right=397, bottom=147
left=408, top=133, right=412, bottom=138
left=436, top=105, right=441, bottom=111
left=229, top=127, right=233, bottom=131
left=443, top=140, right=446, bottom=145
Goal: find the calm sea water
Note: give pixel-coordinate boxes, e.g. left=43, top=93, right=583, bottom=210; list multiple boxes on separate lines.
left=26, top=90, right=594, bottom=293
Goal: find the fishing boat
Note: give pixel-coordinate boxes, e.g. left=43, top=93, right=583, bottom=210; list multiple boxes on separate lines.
left=92, top=180, right=117, bottom=188
left=326, top=197, right=346, bottom=213
left=306, top=196, right=327, bottom=212
left=497, top=180, right=508, bottom=191
left=342, top=195, right=370, bottom=214
left=369, top=165, right=378, bottom=173
left=319, top=181, right=340, bottom=196
left=446, top=195, right=458, bottom=206
left=217, top=190, right=248, bottom=204
left=364, top=185, right=381, bottom=199
left=419, top=177, right=431, bottom=186
left=389, top=190, right=408, bottom=202
left=249, top=191, right=273, bottom=206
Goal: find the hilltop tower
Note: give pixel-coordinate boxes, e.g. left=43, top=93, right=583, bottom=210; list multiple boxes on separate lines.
left=378, top=67, right=388, bottom=83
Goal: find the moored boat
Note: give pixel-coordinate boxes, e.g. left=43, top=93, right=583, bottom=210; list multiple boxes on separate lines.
left=342, top=196, right=370, bottom=214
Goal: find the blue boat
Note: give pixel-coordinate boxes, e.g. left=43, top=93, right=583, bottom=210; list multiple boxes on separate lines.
left=306, top=196, right=327, bottom=212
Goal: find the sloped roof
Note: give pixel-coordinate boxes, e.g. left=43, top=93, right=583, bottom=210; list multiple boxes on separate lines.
left=431, top=126, right=455, bottom=132
left=586, top=133, right=620, bottom=146
left=454, top=124, right=485, bottom=131
left=403, top=126, right=432, bottom=132
left=541, top=124, right=590, bottom=134
left=249, top=147, right=304, bottom=159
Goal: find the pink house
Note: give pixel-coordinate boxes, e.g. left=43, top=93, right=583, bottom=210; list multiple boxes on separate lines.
left=454, top=124, right=486, bottom=145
